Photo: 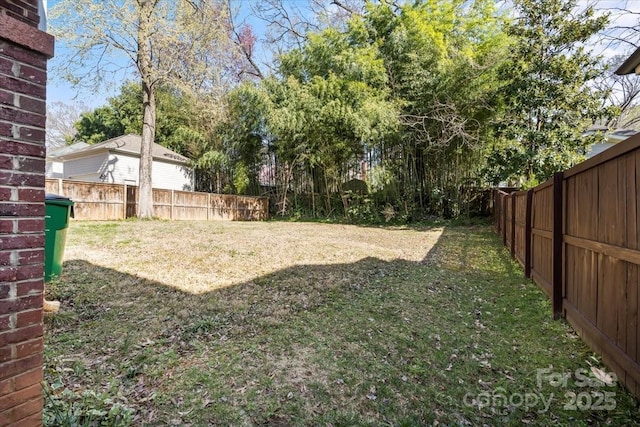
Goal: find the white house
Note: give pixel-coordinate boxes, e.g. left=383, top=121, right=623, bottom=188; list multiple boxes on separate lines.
left=46, top=141, right=89, bottom=178
left=45, top=134, right=194, bottom=191
left=583, top=127, right=638, bottom=158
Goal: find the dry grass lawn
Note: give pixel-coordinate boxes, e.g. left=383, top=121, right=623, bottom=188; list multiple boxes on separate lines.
left=43, top=220, right=640, bottom=426
left=64, top=221, right=442, bottom=294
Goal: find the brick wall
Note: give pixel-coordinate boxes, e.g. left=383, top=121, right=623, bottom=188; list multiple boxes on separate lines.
left=0, top=1, right=39, bottom=27
left=0, top=2, right=53, bottom=425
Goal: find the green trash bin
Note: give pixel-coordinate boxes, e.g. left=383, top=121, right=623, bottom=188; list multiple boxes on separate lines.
left=44, top=193, right=74, bottom=282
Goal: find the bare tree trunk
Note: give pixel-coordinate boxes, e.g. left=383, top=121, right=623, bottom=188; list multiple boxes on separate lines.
left=137, top=0, right=156, bottom=218
left=138, top=81, right=156, bottom=218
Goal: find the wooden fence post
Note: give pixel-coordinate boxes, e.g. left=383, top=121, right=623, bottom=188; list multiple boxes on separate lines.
left=57, top=178, right=63, bottom=194
left=123, top=184, right=128, bottom=220
left=524, top=189, right=533, bottom=278
left=552, top=172, right=564, bottom=319
left=495, top=190, right=501, bottom=232
left=510, top=194, right=516, bottom=258
left=502, top=194, right=507, bottom=246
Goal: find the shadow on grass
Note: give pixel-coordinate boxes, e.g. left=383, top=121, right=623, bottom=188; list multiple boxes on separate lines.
left=43, top=226, right=640, bottom=426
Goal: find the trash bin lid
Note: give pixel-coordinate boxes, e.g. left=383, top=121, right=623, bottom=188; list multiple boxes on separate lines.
left=45, top=193, right=72, bottom=201
left=45, top=193, right=74, bottom=218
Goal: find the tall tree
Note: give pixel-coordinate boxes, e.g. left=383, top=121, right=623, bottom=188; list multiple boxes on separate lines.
left=487, top=0, right=609, bottom=186
left=51, top=0, right=235, bottom=218
left=74, top=81, right=194, bottom=149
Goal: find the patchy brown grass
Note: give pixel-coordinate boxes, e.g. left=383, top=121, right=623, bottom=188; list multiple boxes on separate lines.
left=43, top=221, right=640, bottom=426
left=65, top=221, right=441, bottom=294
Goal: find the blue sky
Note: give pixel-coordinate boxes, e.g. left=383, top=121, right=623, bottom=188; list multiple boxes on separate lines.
left=46, top=0, right=278, bottom=109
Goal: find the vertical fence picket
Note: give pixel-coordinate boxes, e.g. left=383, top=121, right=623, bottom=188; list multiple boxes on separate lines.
left=552, top=172, right=564, bottom=319
left=502, top=194, right=507, bottom=246
left=524, top=189, right=533, bottom=278
left=510, top=194, right=516, bottom=258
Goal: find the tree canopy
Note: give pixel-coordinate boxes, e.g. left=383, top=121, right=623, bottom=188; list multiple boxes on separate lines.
left=62, top=0, right=618, bottom=221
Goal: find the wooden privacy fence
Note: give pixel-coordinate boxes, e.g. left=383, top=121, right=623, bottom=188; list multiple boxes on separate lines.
left=494, top=132, right=640, bottom=399
left=45, top=179, right=268, bottom=221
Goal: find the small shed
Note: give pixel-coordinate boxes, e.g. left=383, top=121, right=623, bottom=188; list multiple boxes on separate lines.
left=46, top=134, right=193, bottom=191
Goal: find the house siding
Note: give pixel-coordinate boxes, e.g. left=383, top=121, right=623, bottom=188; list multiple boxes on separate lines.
left=152, top=160, right=193, bottom=191
left=45, top=159, right=62, bottom=178
left=587, top=142, right=616, bottom=159
left=63, top=152, right=108, bottom=182
left=108, top=153, right=139, bottom=185
left=50, top=150, right=193, bottom=191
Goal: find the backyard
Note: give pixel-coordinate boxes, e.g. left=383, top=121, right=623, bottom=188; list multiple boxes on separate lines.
left=43, top=221, right=640, bottom=425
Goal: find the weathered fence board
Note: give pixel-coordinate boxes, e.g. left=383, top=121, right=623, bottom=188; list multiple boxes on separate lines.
left=494, top=132, right=640, bottom=402
left=46, top=178, right=268, bottom=221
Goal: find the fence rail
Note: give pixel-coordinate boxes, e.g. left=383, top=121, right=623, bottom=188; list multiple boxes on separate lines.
left=494, top=133, right=640, bottom=400
left=45, top=179, right=268, bottom=221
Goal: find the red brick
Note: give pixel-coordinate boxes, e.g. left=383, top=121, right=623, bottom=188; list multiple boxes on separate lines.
left=17, top=96, right=44, bottom=115
left=2, top=0, right=39, bottom=13
left=0, top=352, right=42, bottom=381
left=0, top=346, right=12, bottom=363
left=0, top=235, right=43, bottom=250
left=0, top=12, right=52, bottom=57
left=0, top=330, right=44, bottom=361
left=0, top=376, right=13, bottom=396
left=0, top=0, right=38, bottom=21
left=0, top=395, right=43, bottom=424
left=0, top=141, right=44, bottom=157
left=16, top=310, right=40, bottom=328
left=0, top=106, right=44, bottom=128
left=0, top=383, right=41, bottom=412
left=0, top=41, right=47, bottom=69
left=11, top=412, right=43, bottom=427
left=0, top=219, right=14, bottom=233
left=0, top=171, right=44, bottom=187
left=0, top=122, right=13, bottom=137
left=17, top=188, right=42, bottom=203
left=17, top=218, right=42, bottom=233
left=16, top=278, right=42, bottom=295
left=0, top=252, right=12, bottom=267
left=0, top=88, right=13, bottom=106
left=12, top=368, right=42, bottom=392
left=0, top=75, right=45, bottom=100
left=16, top=157, right=44, bottom=172
left=0, top=267, right=17, bottom=281
left=0, top=314, right=11, bottom=332
left=17, top=64, right=46, bottom=85
left=14, top=338, right=41, bottom=359
left=0, top=1, right=39, bottom=28
left=0, top=202, right=45, bottom=217
left=17, top=250, right=42, bottom=265
left=0, top=122, right=11, bottom=137
left=14, top=127, right=45, bottom=144
left=0, top=154, right=12, bottom=170
left=0, top=187, right=12, bottom=200
left=0, top=73, right=47, bottom=100
left=0, top=284, right=11, bottom=299
left=0, top=56, right=14, bottom=77
left=0, top=297, right=42, bottom=322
